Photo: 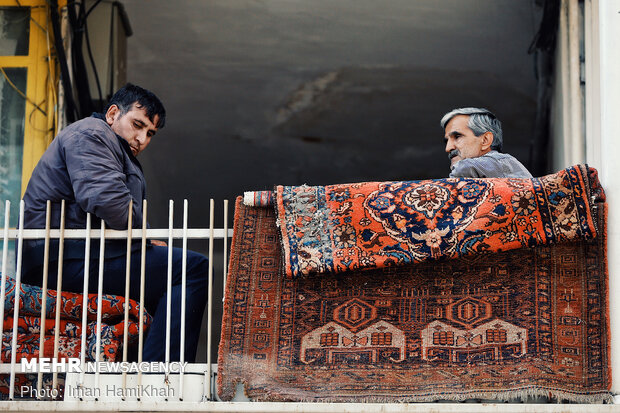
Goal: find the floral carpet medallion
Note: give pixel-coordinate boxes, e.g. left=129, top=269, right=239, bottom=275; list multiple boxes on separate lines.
left=276, top=165, right=601, bottom=278
left=363, top=180, right=492, bottom=261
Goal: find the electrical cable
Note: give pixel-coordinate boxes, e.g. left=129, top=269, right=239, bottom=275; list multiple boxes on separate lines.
left=43, top=3, right=58, bottom=139
left=9, top=0, right=58, bottom=137
left=83, top=0, right=103, bottom=23
left=0, top=69, right=51, bottom=137
left=40, top=0, right=113, bottom=120
left=113, top=1, right=132, bottom=37
left=14, top=0, right=48, bottom=35
left=47, top=0, right=78, bottom=123
left=67, top=0, right=95, bottom=117
left=108, top=1, right=116, bottom=99
left=83, top=8, right=103, bottom=111
left=0, top=67, right=47, bottom=117
left=28, top=100, right=54, bottom=133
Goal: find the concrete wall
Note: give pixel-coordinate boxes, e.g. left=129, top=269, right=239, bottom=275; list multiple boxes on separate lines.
left=122, top=0, right=541, bottom=363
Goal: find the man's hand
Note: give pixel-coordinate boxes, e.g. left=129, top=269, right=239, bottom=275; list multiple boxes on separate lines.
left=151, top=240, right=168, bottom=247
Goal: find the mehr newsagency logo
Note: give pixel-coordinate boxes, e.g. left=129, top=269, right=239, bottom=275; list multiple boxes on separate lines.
left=20, top=357, right=188, bottom=373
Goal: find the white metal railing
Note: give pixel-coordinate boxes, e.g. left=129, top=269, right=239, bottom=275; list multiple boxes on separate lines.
left=0, top=198, right=231, bottom=402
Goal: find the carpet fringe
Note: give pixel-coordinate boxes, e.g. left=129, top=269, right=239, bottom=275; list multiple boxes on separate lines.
left=240, top=386, right=613, bottom=404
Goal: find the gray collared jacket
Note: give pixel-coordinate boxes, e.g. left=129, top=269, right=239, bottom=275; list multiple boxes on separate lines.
left=449, top=150, right=532, bottom=179
left=22, top=114, right=146, bottom=261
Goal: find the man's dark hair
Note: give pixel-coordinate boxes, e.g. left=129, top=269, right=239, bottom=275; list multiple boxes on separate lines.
left=104, top=83, right=166, bottom=128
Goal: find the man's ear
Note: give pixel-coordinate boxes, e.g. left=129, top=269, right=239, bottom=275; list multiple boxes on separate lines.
left=105, top=104, right=119, bottom=126
left=481, top=131, right=494, bottom=151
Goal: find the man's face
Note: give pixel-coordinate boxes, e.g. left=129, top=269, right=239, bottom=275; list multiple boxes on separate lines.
left=105, top=103, right=159, bottom=156
left=443, top=114, right=488, bottom=167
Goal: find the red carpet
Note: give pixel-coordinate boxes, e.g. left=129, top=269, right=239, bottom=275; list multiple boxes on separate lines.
left=218, top=194, right=610, bottom=402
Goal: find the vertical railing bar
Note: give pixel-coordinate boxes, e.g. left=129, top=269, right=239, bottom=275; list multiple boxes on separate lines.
left=8, top=200, right=24, bottom=400
left=94, top=220, right=106, bottom=398
left=179, top=199, right=188, bottom=400
left=215, top=198, right=228, bottom=398
left=121, top=200, right=133, bottom=399
left=52, top=200, right=66, bottom=395
left=78, top=213, right=92, bottom=393
left=207, top=199, right=215, bottom=400
left=165, top=200, right=173, bottom=388
left=137, top=199, right=147, bottom=397
left=222, top=199, right=228, bottom=297
left=0, top=201, right=10, bottom=363
left=36, top=201, right=51, bottom=397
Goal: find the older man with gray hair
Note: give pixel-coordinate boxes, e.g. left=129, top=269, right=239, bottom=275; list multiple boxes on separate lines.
left=441, top=107, right=532, bottom=178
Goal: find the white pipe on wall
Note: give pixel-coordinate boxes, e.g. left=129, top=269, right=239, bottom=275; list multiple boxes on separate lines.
left=584, top=0, right=601, bottom=170
left=568, top=0, right=584, bottom=165
left=598, top=0, right=620, bottom=397
left=559, top=0, right=571, bottom=168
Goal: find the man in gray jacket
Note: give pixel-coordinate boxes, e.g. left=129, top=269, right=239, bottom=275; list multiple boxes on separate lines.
left=22, top=84, right=207, bottom=362
left=441, top=107, right=532, bottom=178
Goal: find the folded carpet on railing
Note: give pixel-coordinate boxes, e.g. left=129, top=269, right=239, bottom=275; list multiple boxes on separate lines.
left=219, top=165, right=610, bottom=402
left=275, top=165, right=604, bottom=278
left=0, top=278, right=151, bottom=397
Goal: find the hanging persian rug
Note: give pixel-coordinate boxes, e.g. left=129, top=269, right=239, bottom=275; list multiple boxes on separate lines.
left=219, top=166, right=610, bottom=402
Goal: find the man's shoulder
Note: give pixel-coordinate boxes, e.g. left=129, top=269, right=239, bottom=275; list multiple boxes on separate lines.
left=485, top=151, right=532, bottom=176
left=484, top=151, right=518, bottom=161
left=57, top=116, right=119, bottom=148
left=450, top=156, right=494, bottom=178
left=61, top=116, right=111, bottom=136
left=450, top=151, right=532, bottom=178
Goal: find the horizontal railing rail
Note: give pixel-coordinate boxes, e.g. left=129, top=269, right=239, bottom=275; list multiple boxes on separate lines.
left=3, top=229, right=232, bottom=239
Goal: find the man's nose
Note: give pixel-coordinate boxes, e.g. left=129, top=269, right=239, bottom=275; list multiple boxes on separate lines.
left=137, top=131, right=148, bottom=144
left=445, top=138, right=455, bottom=153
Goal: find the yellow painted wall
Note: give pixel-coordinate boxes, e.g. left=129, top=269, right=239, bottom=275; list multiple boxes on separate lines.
left=0, top=0, right=61, bottom=196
